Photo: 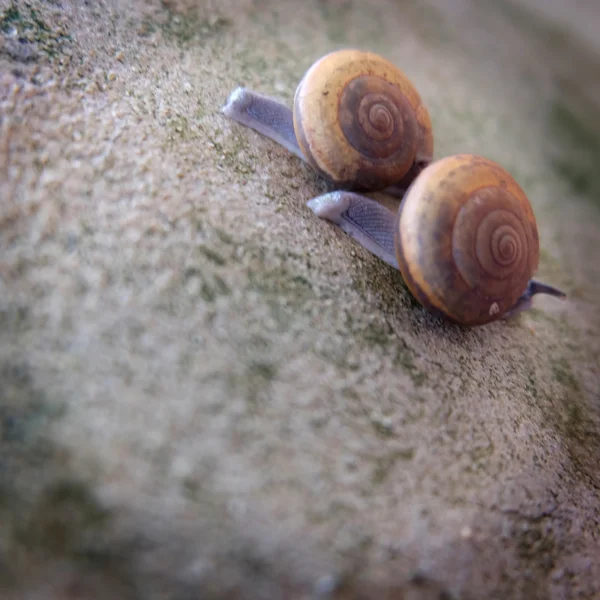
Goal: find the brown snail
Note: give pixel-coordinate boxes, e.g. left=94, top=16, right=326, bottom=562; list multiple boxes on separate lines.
left=307, top=154, right=566, bottom=326
left=223, top=49, right=434, bottom=193
left=223, top=51, right=566, bottom=326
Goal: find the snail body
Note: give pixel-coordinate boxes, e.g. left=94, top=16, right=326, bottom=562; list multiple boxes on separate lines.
left=223, top=49, right=433, bottom=193
left=308, top=153, right=565, bottom=326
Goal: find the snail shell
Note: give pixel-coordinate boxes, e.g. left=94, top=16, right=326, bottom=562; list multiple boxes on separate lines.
left=293, top=49, right=434, bottom=191
left=395, top=155, right=540, bottom=326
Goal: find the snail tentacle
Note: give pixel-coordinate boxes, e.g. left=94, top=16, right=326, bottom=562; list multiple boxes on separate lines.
left=307, top=191, right=399, bottom=269
left=502, top=279, right=567, bottom=318
left=222, top=87, right=305, bottom=160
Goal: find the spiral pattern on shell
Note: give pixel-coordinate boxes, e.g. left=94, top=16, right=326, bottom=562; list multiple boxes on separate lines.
left=395, top=155, right=540, bottom=326
left=359, top=98, right=395, bottom=142
left=337, top=75, right=417, bottom=165
left=451, top=186, right=535, bottom=300
left=293, top=49, right=434, bottom=191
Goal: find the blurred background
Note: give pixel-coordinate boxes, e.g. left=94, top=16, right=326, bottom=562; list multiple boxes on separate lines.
left=1, top=0, right=600, bottom=599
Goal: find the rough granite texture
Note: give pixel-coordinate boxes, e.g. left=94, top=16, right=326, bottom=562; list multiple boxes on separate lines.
left=1, top=0, right=599, bottom=598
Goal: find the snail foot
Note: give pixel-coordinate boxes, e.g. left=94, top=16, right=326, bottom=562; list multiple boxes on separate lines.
left=307, top=192, right=399, bottom=269
left=222, top=87, right=303, bottom=159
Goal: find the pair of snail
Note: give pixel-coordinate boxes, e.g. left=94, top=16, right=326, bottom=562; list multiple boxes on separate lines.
left=223, top=49, right=566, bottom=326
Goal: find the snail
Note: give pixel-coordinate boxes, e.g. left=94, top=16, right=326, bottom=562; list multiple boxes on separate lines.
left=306, top=154, right=567, bottom=325
left=222, top=48, right=434, bottom=194
left=223, top=51, right=566, bottom=326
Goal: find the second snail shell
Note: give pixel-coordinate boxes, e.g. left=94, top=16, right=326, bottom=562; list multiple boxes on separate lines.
left=293, top=49, right=434, bottom=191
left=395, top=154, right=540, bottom=326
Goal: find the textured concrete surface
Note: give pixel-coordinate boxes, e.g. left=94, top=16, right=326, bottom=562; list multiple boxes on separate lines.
left=1, top=0, right=599, bottom=598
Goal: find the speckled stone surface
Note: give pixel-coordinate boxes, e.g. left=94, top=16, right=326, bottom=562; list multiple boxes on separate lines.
left=1, top=1, right=599, bottom=598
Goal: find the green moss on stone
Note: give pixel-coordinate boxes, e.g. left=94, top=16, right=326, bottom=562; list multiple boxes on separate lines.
left=547, top=101, right=600, bottom=203
left=551, top=358, right=581, bottom=391
left=198, top=245, right=227, bottom=266
left=0, top=2, right=72, bottom=59
left=0, top=304, right=31, bottom=333
left=16, top=480, right=109, bottom=553
left=207, top=132, right=257, bottom=176
left=361, top=321, right=392, bottom=347
left=515, top=520, right=557, bottom=574
left=247, top=265, right=313, bottom=303
left=147, top=10, right=231, bottom=45
left=0, top=3, right=21, bottom=32
left=317, top=0, right=352, bottom=44
left=391, top=338, right=428, bottom=387
left=372, top=449, right=415, bottom=485
left=214, top=227, right=236, bottom=246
